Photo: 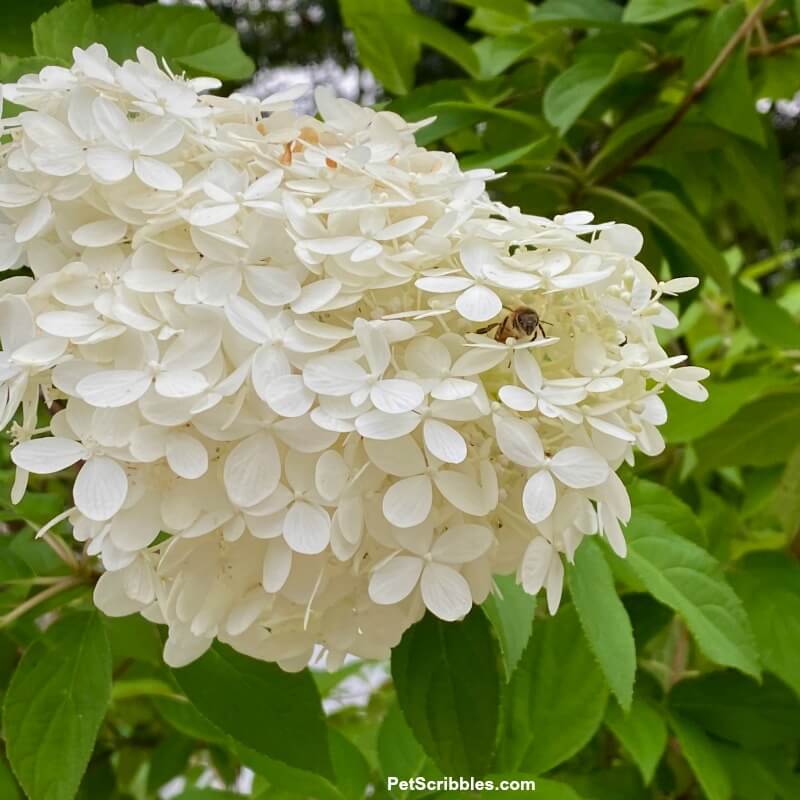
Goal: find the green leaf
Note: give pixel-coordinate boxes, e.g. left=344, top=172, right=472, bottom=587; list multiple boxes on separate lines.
left=693, top=390, right=800, bottom=469
left=31, top=0, right=96, bottom=62
left=391, top=609, right=502, bottom=776
left=623, top=0, right=701, bottom=24
left=543, top=51, right=643, bottom=134
left=155, top=693, right=344, bottom=800
left=172, top=642, right=333, bottom=779
left=517, top=779, right=583, bottom=799
left=733, top=281, right=800, bottom=350
left=668, top=713, right=732, bottom=800
left=661, top=374, right=796, bottom=444
left=771, top=446, right=800, bottom=537
left=454, top=777, right=582, bottom=799
left=627, top=480, right=706, bottom=546
left=720, top=139, right=786, bottom=247
left=0, top=758, right=21, bottom=800
left=3, top=612, right=112, bottom=800
left=0, top=54, right=61, bottom=84
left=669, top=671, right=800, bottom=749
left=605, top=695, right=667, bottom=784
left=33, top=1, right=254, bottom=81
left=533, top=0, right=623, bottom=27
left=623, top=494, right=761, bottom=678
left=460, top=135, right=553, bottom=171
left=685, top=5, right=764, bottom=145
left=635, top=190, right=731, bottom=292
left=147, top=735, right=195, bottom=794
left=474, top=35, right=536, bottom=79
left=714, top=744, right=787, bottom=800
left=329, top=730, right=371, bottom=800
left=392, top=14, right=481, bottom=77
left=729, top=554, right=800, bottom=697
left=377, top=703, right=441, bottom=794
left=567, top=538, right=636, bottom=711
left=587, top=106, right=673, bottom=179
left=340, top=0, right=419, bottom=95
left=482, top=574, right=536, bottom=679
left=0, top=0, right=63, bottom=57
left=497, top=605, right=609, bottom=775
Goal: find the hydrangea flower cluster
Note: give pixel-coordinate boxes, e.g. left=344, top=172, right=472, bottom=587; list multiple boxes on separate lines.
left=0, top=46, right=707, bottom=670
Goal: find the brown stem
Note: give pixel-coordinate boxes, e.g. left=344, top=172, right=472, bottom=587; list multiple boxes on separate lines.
left=751, top=32, right=800, bottom=56
left=668, top=619, right=690, bottom=689
left=598, top=0, right=773, bottom=186
left=0, top=576, right=86, bottom=628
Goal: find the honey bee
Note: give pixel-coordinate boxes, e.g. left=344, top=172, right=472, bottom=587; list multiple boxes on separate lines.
left=476, top=306, right=549, bottom=342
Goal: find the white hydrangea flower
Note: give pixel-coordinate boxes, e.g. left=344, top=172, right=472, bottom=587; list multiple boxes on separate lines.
left=0, top=44, right=708, bottom=670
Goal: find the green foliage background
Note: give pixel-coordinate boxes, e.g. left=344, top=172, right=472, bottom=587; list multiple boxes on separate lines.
left=1, top=1, right=800, bottom=799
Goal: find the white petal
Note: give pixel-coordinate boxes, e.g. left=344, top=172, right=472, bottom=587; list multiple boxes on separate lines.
left=110, top=503, right=162, bottom=551
left=549, top=447, right=609, bottom=488
left=262, top=538, right=293, bottom=593
left=422, top=419, right=466, bottom=464
left=483, top=264, right=539, bottom=290
left=226, top=588, right=268, bottom=636
left=420, top=563, right=472, bottom=621
left=263, top=374, right=314, bottom=418
left=244, top=267, right=301, bottom=306
left=600, top=223, right=643, bottom=256
left=370, top=379, right=424, bottom=414
left=431, top=524, right=492, bottom=564
left=93, top=571, right=143, bottom=617
left=291, top=278, right=342, bottom=314
left=251, top=344, right=290, bottom=402
left=451, top=347, right=507, bottom=376
left=546, top=555, right=564, bottom=615
left=494, top=416, right=543, bottom=467
left=522, top=470, right=557, bottom=524
left=431, top=378, right=476, bottom=401
left=72, top=219, right=127, bottom=247
left=355, top=409, right=420, bottom=440
left=513, top=349, right=543, bottom=392
left=364, top=436, right=425, bottom=477
left=433, top=470, right=489, bottom=516
left=134, top=156, right=182, bottom=191
left=224, top=432, right=280, bottom=508
left=11, top=437, right=86, bottom=474
left=669, top=379, right=709, bottom=402
left=520, top=537, right=554, bottom=595
left=86, top=147, right=133, bottom=182
left=460, top=239, right=498, bottom=278
left=369, top=555, right=423, bottom=605
left=303, top=236, right=362, bottom=255
left=166, top=433, right=208, bottom=480
left=190, top=203, right=239, bottom=227
left=587, top=417, right=636, bottom=442
left=37, top=311, right=103, bottom=338
left=315, top=450, right=348, bottom=502
left=155, top=370, right=208, bottom=399
left=74, top=456, right=128, bottom=521
left=224, top=296, right=269, bottom=344
left=283, top=501, right=330, bottom=554
left=77, top=370, right=151, bottom=408
left=16, top=197, right=52, bottom=243
left=383, top=475, right=432, bottom=528
left=245, top=169, right=283, bottom=199
left=498, top=385, right=536, bottom=412
left=303, top=357, right=366, bottom=396
left=415, top=275, right=473, bottom=293
left=11, top=336, right=67, bottom=366
left=455, top=284, right=503, bottom=322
